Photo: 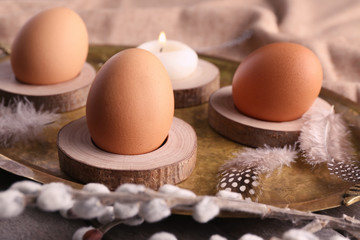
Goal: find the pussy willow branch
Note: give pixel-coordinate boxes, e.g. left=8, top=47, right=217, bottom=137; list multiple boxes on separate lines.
left=301, top=219, right=329, bottom=233
left=214, top=198, right=360, bottom=236
left=19, top=186, right=360, bottom=239
left=44, top=188, right=360, bottom=237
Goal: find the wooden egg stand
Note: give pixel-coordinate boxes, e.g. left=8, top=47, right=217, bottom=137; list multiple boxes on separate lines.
left=57, top=117, right=197, bottom=190
left=0, top=60, right=96, bottom=112
left=173, top=59, right=219, bottom=108
left=208, top=86, right=332, bottom=147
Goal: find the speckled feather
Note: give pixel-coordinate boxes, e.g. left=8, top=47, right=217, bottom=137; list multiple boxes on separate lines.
left=218, top=167, right=259, bottom=199
left=217, top=146, right=297, bottom=200
left=299, top=106, right=360, bottom=182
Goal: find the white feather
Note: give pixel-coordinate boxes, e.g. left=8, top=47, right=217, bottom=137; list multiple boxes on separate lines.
left=220, top=145, right=297, bottom=174
left=0, top=98, right=58, bottom=147
left=299, top=106, right=355, bottom=165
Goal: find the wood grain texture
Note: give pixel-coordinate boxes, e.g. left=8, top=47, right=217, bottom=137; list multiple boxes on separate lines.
left=57, top=117, right=197, bottom=190
left=0, top=61, right=96, bottom=112
left=208, top=86, right=332, bottom=147
left=173, top=59, right=220, bottom=108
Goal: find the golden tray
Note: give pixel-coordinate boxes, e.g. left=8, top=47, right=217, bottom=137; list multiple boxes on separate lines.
left=1, top=45, right=360, bottom=214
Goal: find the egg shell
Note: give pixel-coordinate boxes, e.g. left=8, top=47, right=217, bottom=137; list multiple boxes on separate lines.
left=232, top=42, right=323, bottom=122
left=86, top=48, right=174, bottom=155
left=10, top=7, right=88, bottom=85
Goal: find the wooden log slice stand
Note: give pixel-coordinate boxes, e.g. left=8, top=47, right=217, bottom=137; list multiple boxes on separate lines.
left=0, top=61, right=96, bottom=112
left=208, top=86, right=332, bottom=148
left=57, top=117, right=197, bottom=190
left=173, top=59, right=219, bottom=108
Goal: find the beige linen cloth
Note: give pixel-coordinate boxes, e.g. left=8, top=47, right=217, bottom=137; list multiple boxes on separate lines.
left=1, top=0, right=360, bottom=103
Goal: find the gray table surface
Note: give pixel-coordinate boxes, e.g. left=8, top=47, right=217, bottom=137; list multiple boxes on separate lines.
left=0, top=169, right=357, bottom=240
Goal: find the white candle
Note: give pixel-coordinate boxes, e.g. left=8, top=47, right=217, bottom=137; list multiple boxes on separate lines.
left=138, top=32, right=198, bottom=82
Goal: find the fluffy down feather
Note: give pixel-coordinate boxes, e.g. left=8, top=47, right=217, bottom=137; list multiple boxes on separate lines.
left=220, top=145, right=297, bottom=174
left=0, top=98, right=58, bottom=147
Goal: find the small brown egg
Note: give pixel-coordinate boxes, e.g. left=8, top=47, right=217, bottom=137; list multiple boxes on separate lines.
left=232, top=42, right=323, bottom=122
left=10, top=7, right=88, bottom=85
left=86, top=48, right=174, bottom=155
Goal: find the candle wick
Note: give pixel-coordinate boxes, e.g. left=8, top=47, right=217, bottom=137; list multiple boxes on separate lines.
left=160, top=47, right=163, bottom=53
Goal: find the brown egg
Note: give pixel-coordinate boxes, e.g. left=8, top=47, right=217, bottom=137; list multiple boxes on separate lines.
left=86, top=48, right=174, bottom=155
left=10, top=7, right=88, bottom=85
left=232, top=42, right=323, bottom=122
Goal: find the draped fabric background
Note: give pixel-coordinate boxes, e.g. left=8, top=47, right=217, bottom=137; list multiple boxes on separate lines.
left=1, top=0, right=360, bottom=101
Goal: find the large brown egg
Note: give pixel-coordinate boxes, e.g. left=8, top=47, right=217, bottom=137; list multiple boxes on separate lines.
left=232, top=42, right=323, bottom=122
left=86, top=48, right=174, bottom=155
left=10, top=7, right=88, bottom=85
